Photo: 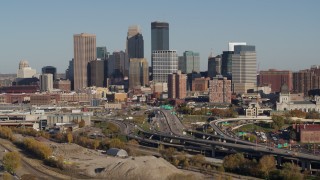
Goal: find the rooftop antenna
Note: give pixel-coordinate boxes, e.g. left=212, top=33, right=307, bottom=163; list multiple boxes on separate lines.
left=209, top=48, right=214, bottom=58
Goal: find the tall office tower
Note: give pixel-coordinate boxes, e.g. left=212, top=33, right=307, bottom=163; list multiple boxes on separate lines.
left=232, top=45, right=257, bottom=94
left=17, top=60, right=37, bottom=78
left=178, top=51, right=200, bottom=74
left=42, top=66, right=57, bottom=80
left=107, top=51, right=128, bottom=77
left=40, top=74, right=53, bottom=92
left=209, top=77, right=232, bottom=103
left=152, top=50, right=178, bottom=83
left=97, top=46, right=108, bottom=60
left=228, top=42, right=247, bottom=51
left=168, top=70, right=187, bottom=99
left=126, top=25, right=144, bottom=59
left=221, top=51, right=234, bottom=79
left=129, top=58, right=149, bottom=89
left=88, top=60, right=105, bottom=87
left=207, top=55, right=221, bottom=78
left=259, top=69, right=293, bottom=93
left=151, top=21, right=169, bottom=51
left=73, top=33, right=96, bottom=90
left=66, top=59, right=74, bottom=90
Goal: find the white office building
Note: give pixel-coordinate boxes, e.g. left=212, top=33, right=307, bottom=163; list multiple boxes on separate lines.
left=152, top=50, right=178, bottom=83
left=232, top=45, right=257, bottom=94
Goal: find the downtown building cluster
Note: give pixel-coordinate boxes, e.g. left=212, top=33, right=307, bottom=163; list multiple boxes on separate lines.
left=1, top=21, right=320, bottom=111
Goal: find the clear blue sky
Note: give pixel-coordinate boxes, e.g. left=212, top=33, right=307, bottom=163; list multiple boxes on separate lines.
left=0, top=0, right=319, bottom=73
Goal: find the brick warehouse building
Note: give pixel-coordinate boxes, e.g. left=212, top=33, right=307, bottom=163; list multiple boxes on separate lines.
left=259, top=69, right=292, bottom=93
left=293, top=124, right=320, bottom=143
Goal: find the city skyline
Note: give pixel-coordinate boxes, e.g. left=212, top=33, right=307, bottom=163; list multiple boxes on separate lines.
left=0, top=1, right=319, bottom=73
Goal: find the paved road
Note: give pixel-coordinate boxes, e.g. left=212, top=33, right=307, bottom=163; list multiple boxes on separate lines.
left=160, top=110, right=185, bottom=135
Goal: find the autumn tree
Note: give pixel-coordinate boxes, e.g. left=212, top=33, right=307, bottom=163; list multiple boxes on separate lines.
left=223, top=153, right=246, bottom=171
left=258, top=155, right=276, bottom=178
left=79, top=119, right=86, bottom=128
left=109, top=138, right=125, bottom=149
left=2, top=172, right=11, bottom=180
left=280, top=163, right=304, bottom=180
left=190, top=154, right=206, bottom=167
left=67, top=132, right=73, bottom=144
left=93, top=140, right=100, bottom=150
left=271, top=115, right=285, bottom=130
left=3, top=151, right=21, bottom=173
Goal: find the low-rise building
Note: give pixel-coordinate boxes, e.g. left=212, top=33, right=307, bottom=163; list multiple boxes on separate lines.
left=46, top=113, right=91, bottom=127
left=293, top=124, right=320, bottom=143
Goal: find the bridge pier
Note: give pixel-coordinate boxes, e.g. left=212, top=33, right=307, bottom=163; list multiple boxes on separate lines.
left=306, top=161, right=311, bottom=171
left=301, top=161, right=306, bottom=171
left=276, top=156, right=282, bottom=167
left=211, top=145, right=216, bottom=158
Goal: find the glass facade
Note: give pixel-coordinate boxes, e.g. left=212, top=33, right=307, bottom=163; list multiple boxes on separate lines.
left=151, top=22, right=169, bottom=51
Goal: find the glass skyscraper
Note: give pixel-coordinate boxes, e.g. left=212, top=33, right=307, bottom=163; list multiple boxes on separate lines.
left=151, top=21, right=169, bottom=51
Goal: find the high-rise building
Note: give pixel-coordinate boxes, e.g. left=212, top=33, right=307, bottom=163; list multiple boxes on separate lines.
left=108, top=51, right=128, bottom=77
left=42, top=66, right=57, bottom=80
left=178, top=51, right=200, bottom=74
left=88, top=60, right=105, bottom=87
left=40, top=74, right=53, bottom=92
left=127, top=25, right=144, bottom=59
left=221, top=51, right=234, bottom=79
left=208, top=55, right=221, bottom=78
left=293, top=66, right=320, bottom=95
left=151, top=21, right=169, bottom=51
left=232, top=45, right=257, bottom=94
left=259, top=69, right=292, bottom=93
left=168, top=71, right=187, bottom=99
left=17, top=60, right=36, bottom=78
left=73, top=33, right=96, bottom=90
left=66, top=59, right=74, bottom=90
left=152, top=50, right=178, bottom=83
left=129, top=58, right=149, bottom=89
left=228, top=42, right=247, bottom=51
left=97, top=47, right=108, bottom=60
left=209, top=77, right=232, bottom=103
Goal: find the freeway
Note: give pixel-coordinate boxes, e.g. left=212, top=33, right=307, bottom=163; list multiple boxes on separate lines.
left=103, top=117, right=320, bottom=167
left=159, top=110, right=185, bottom=135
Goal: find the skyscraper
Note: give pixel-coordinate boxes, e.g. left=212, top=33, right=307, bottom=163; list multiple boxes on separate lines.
left=66, top=59, right=74, bottom=90
left=129, top=58, right=149, bottom=89
left=152, top=50, right=178, bottom=83
left=127, top=25, right=144, bottom=59
left=42, top=66, right=57, bottom=81
left=221, top=51, right=234, bottom=79
left=108, top=51, right=128, bottom=77
left=97, top=47, right=108, bottom=60
left=208, top=55, right=221, bottom=78
left=232, top=45, right=257, bottom=94
left=178, top=51, right=200, bottom=74
left=73, top=33, right=96, bottom=90
left=228, top=42, right=247, bottom=51
left=40, top=74, right=53, bottom=92
left=151, top=21, right=169, bottom=51
left=88, top=60, right=105, bottom=87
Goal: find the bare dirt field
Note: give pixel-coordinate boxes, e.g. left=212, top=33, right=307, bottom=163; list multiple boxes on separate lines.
left=46, top=142, right=203, bottom=179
